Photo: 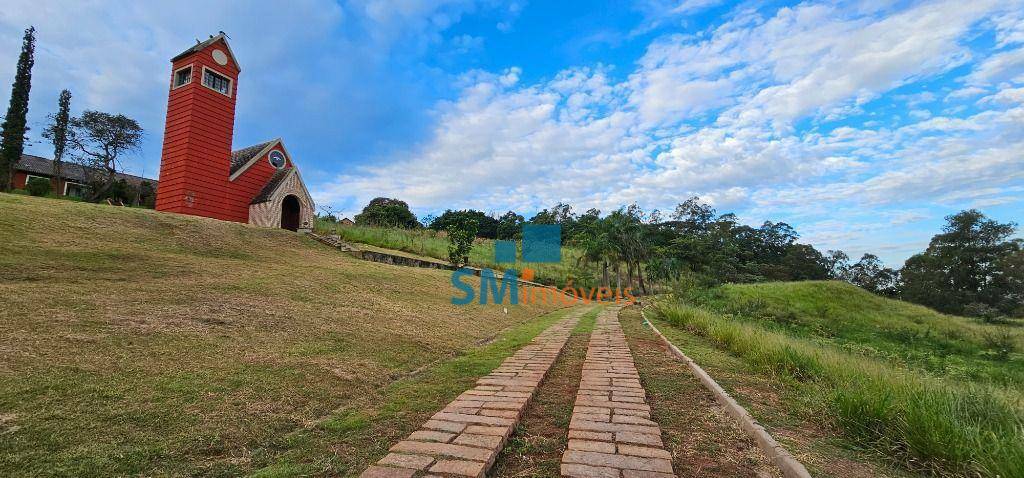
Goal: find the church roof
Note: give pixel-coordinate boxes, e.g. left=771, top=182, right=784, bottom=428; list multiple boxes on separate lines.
left=230, top=140, right=276, bottom=175
left=250, top=167, right=292, bottom=205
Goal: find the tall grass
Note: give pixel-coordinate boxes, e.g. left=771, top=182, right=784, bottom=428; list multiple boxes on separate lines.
left=314, top=222, right=584, bottom=286
left=655, top=301, right=1024, bottom=477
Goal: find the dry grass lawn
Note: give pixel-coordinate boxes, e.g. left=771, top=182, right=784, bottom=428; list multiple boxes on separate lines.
left=0, top=193, right=561, bottom=477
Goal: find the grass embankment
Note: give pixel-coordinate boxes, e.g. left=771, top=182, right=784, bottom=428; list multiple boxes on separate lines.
left=316, top=223, right=584, bottom=287
left=654, top=281, right=1024, bottom=477
left=0, top=193, right=562, bottom=476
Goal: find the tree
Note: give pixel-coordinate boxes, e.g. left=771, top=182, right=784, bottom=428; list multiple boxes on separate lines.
left=495, top=211, right=524, bottom=240
left=65, top=110, right=143, bottom=202
left=43, top=89, right=72, bottom=190
left=354, top=197, right=421, bottom=228
left=848, top=254, right=898, bottom=295
left=430, top=209, right=498, bottom=238
left=446, top=216, right=478, bottom=267
left=901, top=210, right=1022, bottom=315
left=0, top=26, right=36, bottom=191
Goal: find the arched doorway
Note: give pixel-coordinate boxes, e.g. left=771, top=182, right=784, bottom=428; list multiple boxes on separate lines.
left=280, top=195, right=300, bottom=231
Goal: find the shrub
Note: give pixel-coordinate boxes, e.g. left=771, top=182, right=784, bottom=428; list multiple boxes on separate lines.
left=25, top=177, right=51, bottom=196
left=446, top=217, right=478, bottom=267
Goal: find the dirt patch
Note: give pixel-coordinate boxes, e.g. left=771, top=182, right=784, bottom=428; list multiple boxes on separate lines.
left=619, top=307, right=782, bottom=478
left=491, top=314, right=594, bottom=477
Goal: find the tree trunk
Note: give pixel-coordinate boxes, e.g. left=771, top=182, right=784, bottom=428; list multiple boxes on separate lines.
left=614, top=262, right=621, bottom=292
left=637, top=261, right=648, bottom=295
left=601, top=260, right=610, bottom=288
left=625, top=261, right=631, bottom=290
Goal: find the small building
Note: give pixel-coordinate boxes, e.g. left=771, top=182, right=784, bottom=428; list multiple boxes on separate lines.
left=154, top=33, right=315, bottom=231
left=12, top=154, right=157, bottom=201
left=339, top=217, right=355, bottom=226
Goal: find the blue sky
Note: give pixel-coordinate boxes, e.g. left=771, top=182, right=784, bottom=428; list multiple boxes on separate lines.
left=2, top=0, right=1022, bottom=265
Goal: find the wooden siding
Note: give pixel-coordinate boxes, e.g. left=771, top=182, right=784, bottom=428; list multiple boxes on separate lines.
left=155, top=38, right=241, bottom=222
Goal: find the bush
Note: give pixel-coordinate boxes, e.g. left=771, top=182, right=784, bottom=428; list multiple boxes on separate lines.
left=446, top=217, right=478, bottom=267
left=25, top=177, right=51, bottom=196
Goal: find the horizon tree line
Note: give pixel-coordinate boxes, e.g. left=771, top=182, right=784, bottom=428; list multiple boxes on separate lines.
left=346, top=196, right=1022, bottom=319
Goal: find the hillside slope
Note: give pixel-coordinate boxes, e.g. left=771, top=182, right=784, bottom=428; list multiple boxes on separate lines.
left=0, top=194, right=560, bottom=476
left=660, top=280, right=1024, bottom=476
left=702, top=281, right=1023, bottom=386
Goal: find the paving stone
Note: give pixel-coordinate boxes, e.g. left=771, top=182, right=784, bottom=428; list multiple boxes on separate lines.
left=621, top=470, right=676, bottom=478
left=562, top=450, right=673, bottom=473
left=615, top=432, right=663, bottom=447
left=464, top=425, right=512, bottom=438
left=453, top=433, right=503, bottom=449
left=377, top=453, right=434, bottom=470
left=423, top=420, right=466, bottom=433
left=568, top=430, right=614, bottom=442
left=561, top=463, right=621, bottom=478
left=390, top=441, right=494, bottom=462
left=359, top=465, right=416, bottom=478
left=568, top=439, right=616, bottom=453
left=428, top=459, right=488, bottom=477
left=408, top=430, right=455, bottom=443
left=617, top=444, right=672, bottom=459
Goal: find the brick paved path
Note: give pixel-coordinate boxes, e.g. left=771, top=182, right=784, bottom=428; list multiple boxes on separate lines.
left=360, top=308, right=587, bottom=478
left=560, top=307, right=675, bottom=478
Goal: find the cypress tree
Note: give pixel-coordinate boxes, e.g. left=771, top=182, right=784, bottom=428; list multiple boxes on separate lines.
left=47, top=89, right=72, bottom=190
left=0, top=26, right=36, bottom=191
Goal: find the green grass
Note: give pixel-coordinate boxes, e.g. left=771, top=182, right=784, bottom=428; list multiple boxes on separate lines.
left=315, top=222, right=586, bottom=287
left=0, top=193, right=562, bottom=476
left=691, top=281, right=1024, bottom=387
left=655, top=281, right=1024, bottom=477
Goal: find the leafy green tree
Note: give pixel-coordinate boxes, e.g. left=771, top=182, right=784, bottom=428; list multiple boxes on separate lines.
left=446, top=216, right=478, bottom=267
left=354, top=197, right=421, bottom=228
left=901, top=210, right=1022, bottom=315
left=848, top=253, right=898, bottom=295
left=430, top=209, right=498, bottom=238
left=0, top=26, right=36, bottom=191
left=495, top=210, right=524, bottom=240
left=66, top=110, right=143, bottom=202
left=43, top=89, right=72, bottom=190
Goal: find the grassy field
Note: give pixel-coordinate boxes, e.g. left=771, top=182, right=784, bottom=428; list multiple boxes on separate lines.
left=0, top=193, right=563, bottom=476
left=316, top=222, right=585, bottom=287
left=654, top=281, right=1024, bottom=477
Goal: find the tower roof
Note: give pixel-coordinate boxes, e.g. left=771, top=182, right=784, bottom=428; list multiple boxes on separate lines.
left=170, top=32, right=241, bottom=71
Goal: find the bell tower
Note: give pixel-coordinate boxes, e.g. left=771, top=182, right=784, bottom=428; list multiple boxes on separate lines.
left=155, top=33, right=241, bottom=220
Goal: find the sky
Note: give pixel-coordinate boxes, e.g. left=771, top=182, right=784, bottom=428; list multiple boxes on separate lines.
left=1, top=0, right=1022, bottom=265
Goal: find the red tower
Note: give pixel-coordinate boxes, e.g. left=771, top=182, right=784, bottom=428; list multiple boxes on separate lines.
left=155, top=34, right=240, bottom=220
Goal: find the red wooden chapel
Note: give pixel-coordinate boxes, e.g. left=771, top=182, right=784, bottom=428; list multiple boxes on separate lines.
left=155, top=33, right=314, bottom=231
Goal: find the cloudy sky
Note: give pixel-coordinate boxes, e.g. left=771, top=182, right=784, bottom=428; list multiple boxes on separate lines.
left=2, top=0, right=1022, bottom=264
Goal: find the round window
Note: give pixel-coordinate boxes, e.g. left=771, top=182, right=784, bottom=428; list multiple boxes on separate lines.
left=268, top=150, right=286, bottom=169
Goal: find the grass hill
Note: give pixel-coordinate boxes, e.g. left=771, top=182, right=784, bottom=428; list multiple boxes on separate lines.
left=654, top=281, right=1024, bottom=477
left=0, top=193, right=562, bottom=476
